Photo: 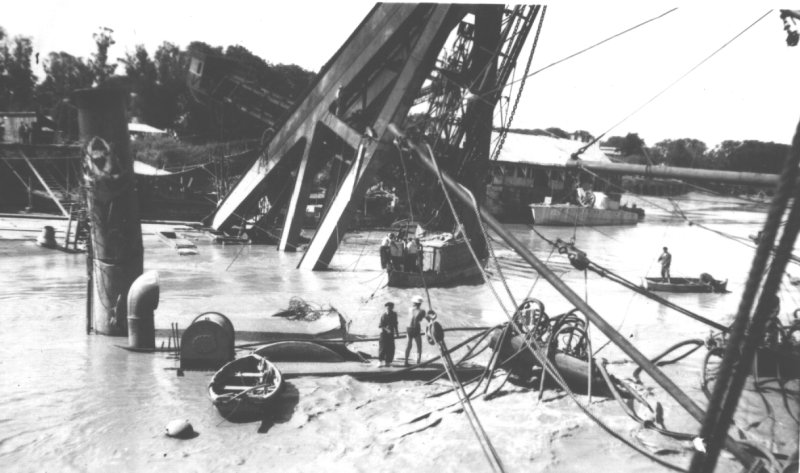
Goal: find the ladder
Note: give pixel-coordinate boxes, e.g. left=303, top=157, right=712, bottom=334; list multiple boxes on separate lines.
left=64, top=204, right=90, bottom=250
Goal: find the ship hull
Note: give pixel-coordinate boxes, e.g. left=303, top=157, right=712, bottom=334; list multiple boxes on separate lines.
left=530, top=204, right=639, bottom=226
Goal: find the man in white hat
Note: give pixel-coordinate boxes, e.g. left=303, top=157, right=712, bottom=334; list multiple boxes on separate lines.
left=404, top=295, right=427, bottom=366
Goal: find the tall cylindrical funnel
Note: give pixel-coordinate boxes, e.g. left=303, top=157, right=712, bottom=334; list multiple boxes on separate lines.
left=73, top=88, right=143, bottom=336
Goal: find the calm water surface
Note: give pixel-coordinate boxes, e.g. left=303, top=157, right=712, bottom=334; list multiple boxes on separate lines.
left=0, top=192, right=797, bottom=472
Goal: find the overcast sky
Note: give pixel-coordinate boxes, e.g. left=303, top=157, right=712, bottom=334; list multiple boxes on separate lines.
left=2, top=1, right=798, bottom=147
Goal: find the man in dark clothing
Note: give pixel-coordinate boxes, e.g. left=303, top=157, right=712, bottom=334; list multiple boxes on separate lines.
left=404, top=295, right=427, bottom=366
left=389, top=235, right=404, bottom=270
left=658, top=247, right=672, bottom=282
left=378, top=301, right=399, bottom=367
left=379, top=233, right=392, bottom=269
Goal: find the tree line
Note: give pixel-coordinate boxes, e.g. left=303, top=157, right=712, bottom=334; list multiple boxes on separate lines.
left=506, top=127, right=790, bottom=175
left=601, top=132, right=790, bottom=175
left=0, top=25, right=315, bottom=143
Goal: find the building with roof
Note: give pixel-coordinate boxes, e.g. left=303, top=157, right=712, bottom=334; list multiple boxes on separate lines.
left=486, top=132, right=624, bottom=222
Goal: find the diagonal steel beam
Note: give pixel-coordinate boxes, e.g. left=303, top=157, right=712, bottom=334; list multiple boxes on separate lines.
left=298, top=5, right=460, bottom=270
left=210, top=4, right=424, bottom=231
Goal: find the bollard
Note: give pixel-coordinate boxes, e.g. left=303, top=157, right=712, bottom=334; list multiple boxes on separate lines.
left=127, top=271, right=160, bottom=349
left=73, top=88, right=143, bottom=336
left=35, top=226, right=57, bottom=248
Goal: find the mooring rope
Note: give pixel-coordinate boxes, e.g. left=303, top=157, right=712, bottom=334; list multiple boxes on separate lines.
left=430, top=324, right=506, bottom=473
left=529, top=226, right=730, bottom=333
left=395, top=129, right=691, bottom=472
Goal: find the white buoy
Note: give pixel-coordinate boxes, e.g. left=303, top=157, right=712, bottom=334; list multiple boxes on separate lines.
left=165, top=419, right=194, bottom=439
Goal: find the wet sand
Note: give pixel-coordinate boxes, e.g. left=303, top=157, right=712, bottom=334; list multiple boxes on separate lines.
left=0, top=194, right=797, bottom=472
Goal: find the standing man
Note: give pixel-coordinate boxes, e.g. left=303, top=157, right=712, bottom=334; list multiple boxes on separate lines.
left=379, top=233, right=392, bottom=269
left=378, top=301, right=399, bottom=367
left=404, top=295, right=427, bottom=366
left=658, top=247, right=672, bottom=282
left=389, top=234, right=405, bottom=270
left=405, top=237, right=421, bottom=272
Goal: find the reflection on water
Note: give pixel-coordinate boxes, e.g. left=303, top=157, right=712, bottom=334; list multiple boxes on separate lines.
left=0, top=193, right=796, bottom=472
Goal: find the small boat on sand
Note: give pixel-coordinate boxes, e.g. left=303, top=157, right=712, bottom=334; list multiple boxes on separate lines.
left=208, top=354, right=284, bottom=420
left=644, top=276, right=728, bottom=293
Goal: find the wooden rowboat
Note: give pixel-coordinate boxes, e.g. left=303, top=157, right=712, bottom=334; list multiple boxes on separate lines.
left=208, top=354, right=284, bottom=420
left=644, top=277, right=728, bottom=293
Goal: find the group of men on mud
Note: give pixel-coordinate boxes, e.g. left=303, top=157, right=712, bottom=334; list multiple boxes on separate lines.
left=377, top=295, right=435, bottom=368
left=379, top=232, right=423, bottom=272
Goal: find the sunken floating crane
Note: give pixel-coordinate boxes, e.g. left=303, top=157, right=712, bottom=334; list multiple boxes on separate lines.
left=74, top=88, right=144, bottom=336
left=209, top=4, right=540, bottom=270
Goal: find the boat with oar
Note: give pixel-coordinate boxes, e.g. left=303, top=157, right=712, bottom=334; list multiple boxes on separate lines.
left=208, top=353, right=284, bottom=420
left=644, top=274, right=728, bottom=293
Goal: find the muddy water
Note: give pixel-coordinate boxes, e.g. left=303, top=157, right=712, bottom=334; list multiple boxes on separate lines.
left=0, top=193, right=797, bottom=472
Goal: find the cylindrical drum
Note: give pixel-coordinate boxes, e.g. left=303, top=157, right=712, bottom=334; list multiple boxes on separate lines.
left=180, top=312, right=236, bottom=370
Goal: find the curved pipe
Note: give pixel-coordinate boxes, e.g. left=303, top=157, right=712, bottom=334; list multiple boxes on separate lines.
left=128, top=271, right=160, bottom=316
left=127, top=271, right=159, bottom=349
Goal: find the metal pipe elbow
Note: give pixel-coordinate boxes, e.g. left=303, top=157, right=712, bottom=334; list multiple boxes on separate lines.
left=128, top=270, right=160, bottom=317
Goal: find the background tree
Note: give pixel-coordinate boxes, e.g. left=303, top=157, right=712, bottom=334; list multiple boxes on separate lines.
left=727, top=141, right=789, bottom=173
left=544, top=126, right=569, bottom=139
left=121, top=44, right=157, bottom=123
left=89, top=27, right=117, bottom=85
left=35, top=51, right=94, bottom=140
left=601, top=133, right=645, bottom=156
left=0, top=34, right=36, bottom=110
left=0, top=27, right=7, bottom=109
left=153, top=42, right=189, bottom=131
left=572, top=129, right=595, bottom=143
left=700, top=140, right=742, bottom=170
left=36, top=52, right=94, bottom=108
left=653, top=138, right=707, bottom=168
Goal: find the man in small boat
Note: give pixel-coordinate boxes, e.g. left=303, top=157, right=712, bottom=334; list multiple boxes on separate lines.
left=405, top=237, right=422, bottom=272
left=378, top=301, right=399, bottom=367
left=658, top=247, right=672, bottom=282
left=389, top=234, right=405, bottom=270
left=380, top=233, right=392, bottom=269
left=575, top=182, right=596, bottom=208
left=405, top=295, right=427, bottom=366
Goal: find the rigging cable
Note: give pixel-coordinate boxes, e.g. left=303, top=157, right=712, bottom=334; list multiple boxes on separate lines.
left=573, top=9, right=773, bottom=158
left=430, top=325, right=506, bottom=473
left=691, top=118, right=800, bottom=472
left=408, top=133, right=690, bottom=472
left=490, top=6, right=547, bottom=161
left=573, top=165, right=800, bottom=266
left=530, top=226, right=729, bottom=332
left=480, top=8, right=678, bottom=100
